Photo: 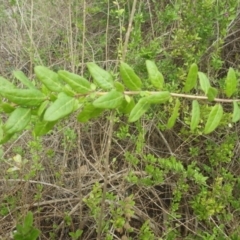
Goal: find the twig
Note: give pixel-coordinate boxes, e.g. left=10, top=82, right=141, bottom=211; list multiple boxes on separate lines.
left=97, top=111, right=115, bottom=239
left=81, top=0, right=86, bottom=75
left=122, top=0, right=137, bottom=61
left=0, top=179, right=78, bottom=196
left=95, top=91, right=240, bottom=103
left=105, top=0, right=110, bottom=68
left=156, top=128, right=174, bottom=156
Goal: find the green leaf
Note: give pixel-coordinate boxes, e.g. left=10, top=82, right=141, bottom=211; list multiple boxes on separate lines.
left=118, top=97, right=135, bottom=114
left=4, top=108, right=31, bottom=134
left=48, top=92, right=58, bottom=102
left=34, top=66, right=63, bottom=92
left=44, top=93, right=76, bottom=121
left=184, top=63, right=198, bottom=93
left=72, top=99, right=82, bottom=112
left=13, top=70, right=36, bottom=89
left=120, top=62, right=142, bottom=90
left=87, top=62, right=114, bottom=90
left=204, top=104, right=223, bottom=134
left=33, top=120, right=57, bottom=136
left=14, top=228, right=40, bottom=240
left=114, top=82, right=125, bottom=92
left=144, top=91, right=170, bottom=104
left=167, top=99, right=181, bottom=129
left=24, top=212, right=33, bottom=228
left=0, top=102, right=15, bottom=113
left=0, top=76, right=16, bottom=88
left=0, top=89, right=46, bottom=107
left=77, top=103, right=104, bottom=122
left=62, top=84, right=76, bottom=97
left=128, top=98, right=150, bottom=122
left=37, top=100, right=49, bottom=117
left=190, top=100, right=200, bottom=131
left=58, top=70, right=91, bottom=94
left=232, top=101, right=240, bottom=123
left=90, top=83, right=97, bottom=91
left=125, top=95, right=131, bottom=103
left=207, top=87, right=218, bottom=101
left=13, top=212, right=40, bottom=240
left=225, top=67, right=237, bottom=97
left=198, top=72, right=211, bottom=95
left=0, top=133, right=14, bottom=145
left=93, top=90, right=124, bottom=109
left=146, top=60, right=164, bottom=89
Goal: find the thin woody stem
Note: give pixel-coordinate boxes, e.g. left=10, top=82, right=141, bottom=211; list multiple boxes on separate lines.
left=94, top=91, right=240, bottom=103
left=122, top=0, right=137, bottom=61
left=97, top=111, right=115, bottom=239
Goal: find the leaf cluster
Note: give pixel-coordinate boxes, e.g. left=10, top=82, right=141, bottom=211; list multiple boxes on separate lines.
left=13, top=212, right=40, bottom=240
left=0, top=61, right=239, bottom=144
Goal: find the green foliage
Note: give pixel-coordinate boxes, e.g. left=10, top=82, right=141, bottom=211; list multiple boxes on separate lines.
left=190, top=100, right=200, bottom=131
left=0, top=61, right=238, bottom=240
left=167, top=98, right=181, bottom=129
left=13, top=211, right=40, bottom=240
left=0, top=88, right=46, bottom=107
left=232, top=101, right=240, bottom=122
left=13, top=71, right=36, bottom=89
left=69, top=229, right=83, bottom=240
left=58, top=70, right=92, bottom=94
left=44, top=93, right=77, bottom=121
left=77, top=103, right=104, bottom=122
left=83, top=182, right=103, bottom=221
left=146, top=60, right=164, bottom=89
left=33, top=120, right=57, bottom=136
left=139, top=220, right=155, bottom=240
left=225, top=68, right=237, bottom=97
left=184, top=63, right=198, bottom=93
left=0, top=194, right=18, bottom=216
left=144, top=91, right=170, bottom=104
left=128, top=98, right=150, bottom=123
left=126, top=153, right=208, bottom=188
left=0, top=76, right=16, bottom=88
left=3, top=108, right=31, bottom=134
left=120, top=62, right=142, bottom=90
left=110, top=195, right=134, bottom=233
left=206, top=136, right=235, bottom=166
left=87, top=62, right=114, bottom=90
left=191, top=177, right=233, bottom=220
left=83, top=183, right=135, bottom=237
left=93, top=90, right=124, bottom=109
left=1, top=2, right=240, bottom=237
left=198, top=72, right=211, bottom=95
left=207, top=87, right=218, bottom=101
left=124, top=0, right=239, bottom=89
left=0, top=60, right=238, bottom=143
left=35, top=66, right=63, bottom=92
left=204, top=104, right=223, bottom=134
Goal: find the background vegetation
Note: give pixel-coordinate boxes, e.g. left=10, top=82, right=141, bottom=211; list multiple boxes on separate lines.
left=1, top=0, right=240, bottom=239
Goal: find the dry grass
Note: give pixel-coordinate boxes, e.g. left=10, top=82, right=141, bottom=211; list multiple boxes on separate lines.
left=0, top=117, right=173, bottom=239
left=2, top=117, right=240, bottom=239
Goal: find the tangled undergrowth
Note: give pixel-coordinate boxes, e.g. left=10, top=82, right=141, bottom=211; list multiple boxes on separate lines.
left=1, top=116, right=239, bottom=239
left=1, top=0, right=240, bottom=239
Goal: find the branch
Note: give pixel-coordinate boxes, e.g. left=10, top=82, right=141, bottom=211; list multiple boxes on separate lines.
left=95, top=91, right=240, bottom=103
